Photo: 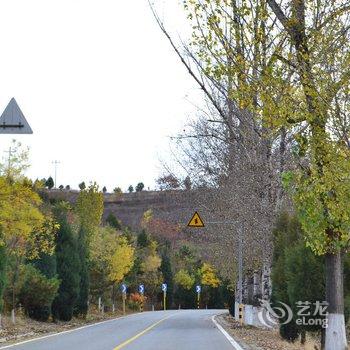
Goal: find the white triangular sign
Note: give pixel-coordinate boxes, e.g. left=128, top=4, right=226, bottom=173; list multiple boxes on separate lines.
left=0, top=98, right=33, bottom=134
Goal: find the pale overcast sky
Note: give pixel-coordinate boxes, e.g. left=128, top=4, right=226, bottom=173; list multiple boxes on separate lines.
left=0, top=0, right=199, bottom=191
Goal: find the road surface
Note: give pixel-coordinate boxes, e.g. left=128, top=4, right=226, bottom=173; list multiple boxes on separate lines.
left=0, top=310, right=237, bottom=350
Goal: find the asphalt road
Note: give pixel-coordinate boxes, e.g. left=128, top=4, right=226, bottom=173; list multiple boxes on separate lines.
left=0, top=310, right=236, bottom=350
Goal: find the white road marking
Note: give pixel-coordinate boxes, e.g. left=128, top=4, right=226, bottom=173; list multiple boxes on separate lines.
left=212, top=315, right=244, bottom=350
left=0, top=312, right=143, bottom=349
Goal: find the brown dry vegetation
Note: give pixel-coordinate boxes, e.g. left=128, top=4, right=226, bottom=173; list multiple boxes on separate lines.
left=217, top=313, right=321, bottom=350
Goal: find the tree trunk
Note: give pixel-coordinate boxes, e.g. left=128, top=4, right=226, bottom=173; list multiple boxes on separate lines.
left=325, top=251, right=347, bottom=350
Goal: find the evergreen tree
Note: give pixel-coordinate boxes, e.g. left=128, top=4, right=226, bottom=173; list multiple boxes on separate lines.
left=285, top=242, right=325, bottom=336
left=113, top=187, right=122, bottom=194
left=271, top=212, right=326, bottom=343
left=135, top=182, right=144, bottom=192
left=160, top=253, right=174, bottom=309
left=271, top=213, right=301, bottom=342
left=106, top=213, right=121, bottom=230
left=74, top=227, right=89, bottom=317
left=128, top=185, right=134, bottom=193
left=51, top=204, right=80, bottom=321
left=33, top=252, right=57, bottom=279
left=79, top=182, right=86, bottom=190
left=174, top=286, right=196, bottom=309
left=137, top=230, right=149, bottom=248
left=45, top=177, right=54, bottom=189
left=102, top=186, right=107, bottom=193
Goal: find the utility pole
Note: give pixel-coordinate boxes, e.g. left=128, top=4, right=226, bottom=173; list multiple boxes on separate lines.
left=238, top=225, right=243, bottom=304
left=52, top=160, right=60, bottom=188
left=4, top=147, right=12, bottom=174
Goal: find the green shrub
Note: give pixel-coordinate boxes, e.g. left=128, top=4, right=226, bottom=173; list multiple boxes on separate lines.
left=279, top=322, right=300, bottom=342
left=19, top=265, right=59, bottom=321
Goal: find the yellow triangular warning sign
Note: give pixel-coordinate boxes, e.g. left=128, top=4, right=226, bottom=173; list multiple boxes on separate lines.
left=187, top=211, right=205, bottom=228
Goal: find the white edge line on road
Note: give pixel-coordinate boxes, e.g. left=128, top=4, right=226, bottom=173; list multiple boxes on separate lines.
left=212, top=315, right=244, bottom=350
left=0, top=312, right=144, bottom=349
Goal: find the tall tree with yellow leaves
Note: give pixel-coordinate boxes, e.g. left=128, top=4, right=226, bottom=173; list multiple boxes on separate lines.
left=0, top=144, right=54, bottom=317
left=90, top=226, right=134, bottom=306
left=75, top=182, right=103, bottom=316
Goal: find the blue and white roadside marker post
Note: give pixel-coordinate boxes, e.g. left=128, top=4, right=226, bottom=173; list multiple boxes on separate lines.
left=161, top=283, right=167, bottom=311
left=121, top=284, right=127, bottom=315
left=139, top=284, right=145, bottom=312
left=196, top=285, right=201, bottom=309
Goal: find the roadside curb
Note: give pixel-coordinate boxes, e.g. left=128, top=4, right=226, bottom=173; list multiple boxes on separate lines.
left=212, top=315, right=244, bottom=350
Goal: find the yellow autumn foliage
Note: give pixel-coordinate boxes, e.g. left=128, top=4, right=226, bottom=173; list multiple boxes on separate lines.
left=108, top=239, right=135, bottom=283
left=199, top=263, right=220, bottom=288
left=174, top=269, right=195, bottom=290
left=90, top=226, right=134, bottom=284
left=0, top=176, right=56, bottom=258
left=75, top=182, right=103, bottom=237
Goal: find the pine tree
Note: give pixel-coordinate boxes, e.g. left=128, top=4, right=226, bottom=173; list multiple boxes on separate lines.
left=29, top=252, right=58, bottom=320
left=51, top=204, right=80, bottom=321
left=271, top=213, right=301, bottom=342
left=285, top=242, right=325, bottom=335
left=106, top=213, right=121, bottom=230
left=137, top=230, right=149, bottom=248
left=45, top=177, right=54, bottom=189
left=271, top=212, right=326, bottom=343
left=74, top=227, right=89, bottom=317
left=135, top=182, right=144, bottom=192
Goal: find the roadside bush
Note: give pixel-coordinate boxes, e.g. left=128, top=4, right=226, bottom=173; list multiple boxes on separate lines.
left=19, top=264, right=59, bottom=321
left=128, top=293, right=146, bottom=310
left=279, top=322, right=300, bottom=342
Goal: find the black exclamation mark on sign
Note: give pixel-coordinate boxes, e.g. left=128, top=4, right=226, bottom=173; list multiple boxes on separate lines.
left=195, top=218, right=198, bottom=225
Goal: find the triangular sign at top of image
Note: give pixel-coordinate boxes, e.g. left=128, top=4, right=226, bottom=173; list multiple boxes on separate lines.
left=187, top=211, right=205, bottom=228
left=0, top=98, right=33, bottom=134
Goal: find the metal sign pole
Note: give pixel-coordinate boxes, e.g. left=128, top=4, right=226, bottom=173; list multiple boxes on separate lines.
left=122, top=292, right=126, bottom=315
left=163, top=291, right=166, bottom=311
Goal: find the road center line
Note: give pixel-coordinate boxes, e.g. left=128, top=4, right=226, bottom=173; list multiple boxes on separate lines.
left=113, top=314, right=175, bottom=350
